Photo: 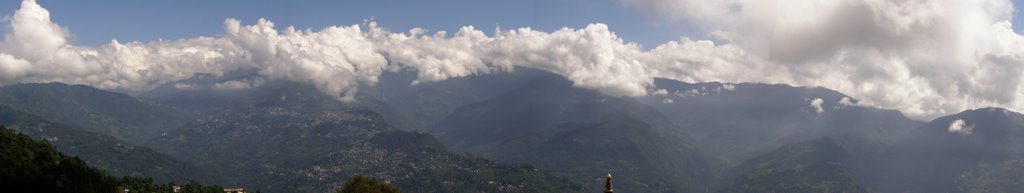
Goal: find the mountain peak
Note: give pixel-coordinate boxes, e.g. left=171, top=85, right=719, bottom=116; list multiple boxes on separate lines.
left=875, top=107, right=1024, bottom=192
left=953, top=107, right=1022, bottom=118
left=928, top=107, right=1024, bottom=136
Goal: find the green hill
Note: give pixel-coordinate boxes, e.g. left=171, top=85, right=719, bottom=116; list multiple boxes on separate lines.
left=719, top=136, right=871, bottom=193
left=0, top=83, right=192, bottom=145
left=955, top=158, right=1024, bottom=193
left=873, top=108, right=1024, bottom=192
left=728, top=107, right=1024, bottom=193
left=339, top=175, right=401, bottom=193
left=142, top=73, right=418, bottom=131
left=0, top=126, right=223, bottom=193
left=153, top=82, right=583, bottom=193
left=0, top=105, right=222, bottom=184
left=0, top=125, right=117, bottom=192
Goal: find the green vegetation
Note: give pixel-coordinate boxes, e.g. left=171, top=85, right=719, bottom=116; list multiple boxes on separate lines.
left=872, top=108, right=1024, bottom=193
left=154, top=85, right=584, bottom=193
left=20, top=77, right=1024, bottom=193
left=0, top=81, right=584, bottom=193
left=0, top=125, right=116, bottom=192
left=0, top=126, right=222, bottom=193
left=719, top=137, right=870, bottom=193
left=117, top=177, right=225, bottom=193
left=956, top=159, right=1024, bottom=193
left=0, top=105, right=221, bottom=184
left=339, top=175, right=401, bottom=193
left=720, top=137, right=872, bottom=193
left=0, top=83, right=191, bottom=145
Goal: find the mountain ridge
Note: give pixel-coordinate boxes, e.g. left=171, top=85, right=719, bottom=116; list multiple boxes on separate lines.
left=0, top=105, right=223, bottom=184
left=431, top=75, right=717, bottom=193
left=0, top=82, right=192, bottom=145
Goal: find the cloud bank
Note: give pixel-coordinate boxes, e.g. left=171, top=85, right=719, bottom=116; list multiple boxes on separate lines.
left=621, top=0, right=1024, bottom=119
left=2, top=0, right=1024, bottom=119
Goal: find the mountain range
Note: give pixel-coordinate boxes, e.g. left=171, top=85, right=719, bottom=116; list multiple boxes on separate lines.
left=430, top=75, right=716, bottom=193
left=2, top=69, right=1024, bottom=192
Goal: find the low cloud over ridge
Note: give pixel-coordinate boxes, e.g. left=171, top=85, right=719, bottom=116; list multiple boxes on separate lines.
left=621, top=0, right=1024, bottom=119
left=2, top=0, right=1024, bottom=119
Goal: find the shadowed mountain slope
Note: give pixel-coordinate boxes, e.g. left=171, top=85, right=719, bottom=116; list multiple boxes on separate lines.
left=432, top=75, right=717, bottom=193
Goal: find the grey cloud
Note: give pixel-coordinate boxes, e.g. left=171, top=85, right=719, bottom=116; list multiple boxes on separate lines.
left=622, top=0, right=1024, bottom=119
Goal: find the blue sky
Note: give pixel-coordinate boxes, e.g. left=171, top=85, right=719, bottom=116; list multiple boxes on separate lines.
left=3, top=0, right=1024, bottom=119
left=0, top=0, right=708, bottom=48
left=3, top=0, right=1023, bottom=48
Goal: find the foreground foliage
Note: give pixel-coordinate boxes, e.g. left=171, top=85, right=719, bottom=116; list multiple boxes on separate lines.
left=0, top=106, right=221, bottom=184
left=0, top=126, right=222, bottom=193
left=339, top=175, right=401, bottom=193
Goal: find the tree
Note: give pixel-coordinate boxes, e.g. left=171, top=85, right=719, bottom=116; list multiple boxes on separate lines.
left=338, top=175, right=401, bottom=193
left=0, top=126, right=118, bottom=193
left=0, top=126, right=224, bottom=193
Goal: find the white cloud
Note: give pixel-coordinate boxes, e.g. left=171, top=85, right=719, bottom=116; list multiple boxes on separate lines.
left=652, top=89, right=669, bottom=95
left=213, top=78, right=264, bottom=90
left=674, top=89, right=701, bottom=97
left=809, top=98, right=825, bottom=114
left=662, top=98, right=674, bottom=104
left=0, top=0, right=249, bottom=92
left=1, top=0, right=1023, bottom=119
left=837, top=97, right=866, bottom=108
left=722, top=83, right=736, bottom=91
left=0, top=0, right=707, bottom=100
left=673, top=86, right=725, bottom=98
left=380, top=23, right=657, bottom=97
left=621, top=0, right=1024, bottom=119
left=948, top=119, right=974, bottom=135
left=213, top=81, right=249, bottom=90
left=173, top=83, right=196, bottom=90
left=0, top=53, right=30, bottom=82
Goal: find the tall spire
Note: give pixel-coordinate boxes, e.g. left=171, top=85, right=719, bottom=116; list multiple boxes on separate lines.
left=604, top=172, right=613, bottom=193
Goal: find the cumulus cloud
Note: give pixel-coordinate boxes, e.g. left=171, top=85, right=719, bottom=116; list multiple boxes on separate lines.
left=0, top=53, right=29, bottom=82
left=621, top=0, right=1024, bottom=119
left=948, top=119, right=974, bottom=135
left=0, top=0, right=249, bottom=93
left=809, top=98, right=825, bottom=114
left=836, top=97, right=868, bottom=109
left=0, top=0, right=747, bottom=101
left=2, top=0, right=1024, bottom=119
